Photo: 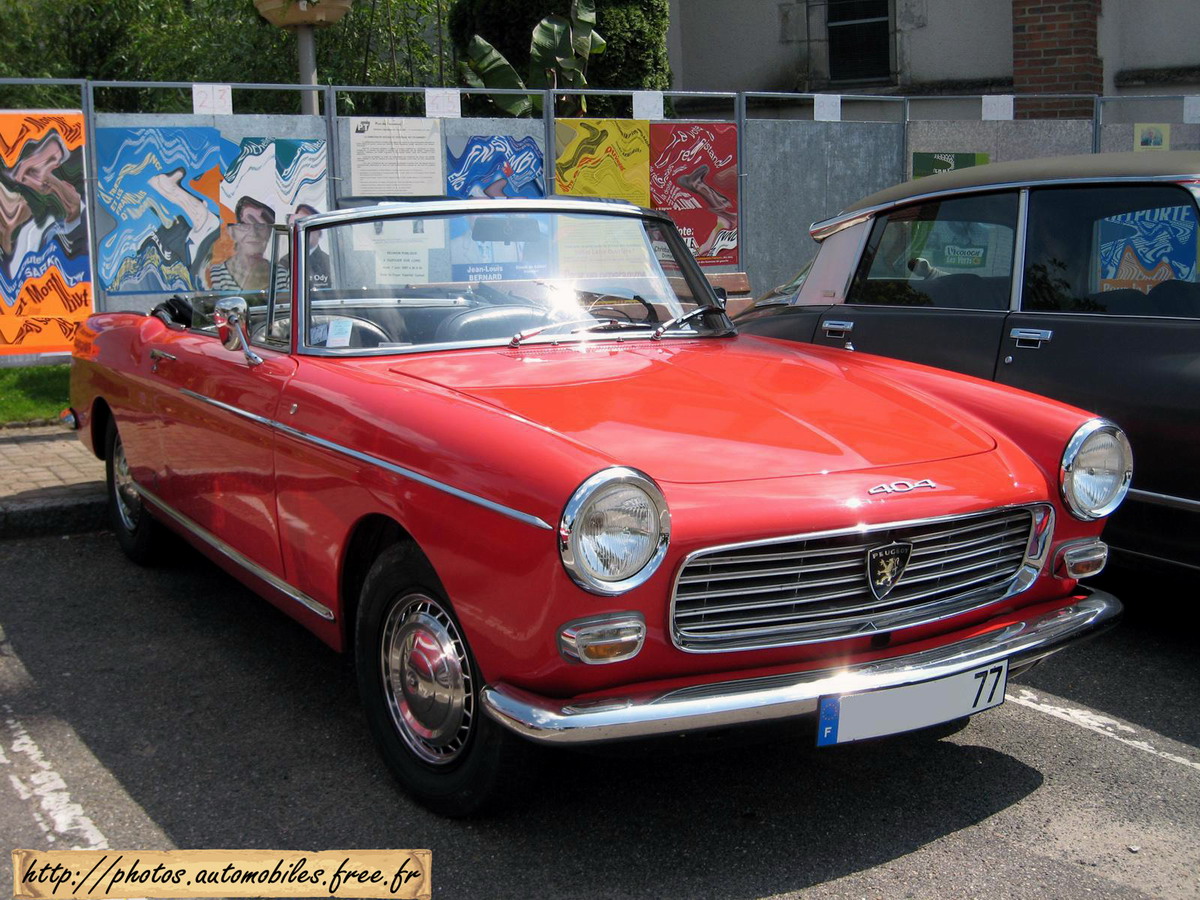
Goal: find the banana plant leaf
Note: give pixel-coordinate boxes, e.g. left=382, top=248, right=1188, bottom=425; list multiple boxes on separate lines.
left=464, top=35, right=534, bottom=117
left=569, top=0, right=606, bottom=63
left=530, top=15, right=576, bottom=74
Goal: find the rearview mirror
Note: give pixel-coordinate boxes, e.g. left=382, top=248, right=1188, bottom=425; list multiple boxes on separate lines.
left=470, top=216, right=544, bottom=244
left=213, top=297, right=263, bottom=366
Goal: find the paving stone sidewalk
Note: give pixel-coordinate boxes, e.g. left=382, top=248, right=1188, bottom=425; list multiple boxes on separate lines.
left=0, top=425, right=106, bottom=538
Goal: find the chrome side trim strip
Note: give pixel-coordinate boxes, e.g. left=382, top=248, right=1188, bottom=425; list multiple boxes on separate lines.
left=136, top=484, right=336, bottom=622
left=482, top=589, right=1121, bottom=744
left=1127, top=488, right=1200, bottom=513
left=178, top=389, right=554, bottom=531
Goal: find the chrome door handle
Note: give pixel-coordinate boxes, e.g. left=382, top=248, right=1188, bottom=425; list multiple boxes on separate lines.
left=149, top=349, right=177, bottom=361
left=822, top=319, right=854, bottom=338
left=1010, top=328, right=1053, bottom=348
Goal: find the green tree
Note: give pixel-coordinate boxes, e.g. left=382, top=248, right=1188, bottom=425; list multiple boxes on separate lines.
left=0, top=0, right=454, bottom=114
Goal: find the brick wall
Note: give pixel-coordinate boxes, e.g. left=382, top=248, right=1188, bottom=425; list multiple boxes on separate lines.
left=1012, top=0, right=1102, bottom=118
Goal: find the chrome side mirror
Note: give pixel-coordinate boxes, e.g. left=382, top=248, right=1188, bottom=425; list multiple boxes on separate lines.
left=213, top=297, right=263, bottom=366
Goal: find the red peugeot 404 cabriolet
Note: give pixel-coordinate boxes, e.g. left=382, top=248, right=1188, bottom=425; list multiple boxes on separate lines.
left=69, top=198, right=1128, bottom=815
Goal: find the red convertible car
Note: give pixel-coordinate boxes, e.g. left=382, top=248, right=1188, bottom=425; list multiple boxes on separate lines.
left=68, top=198, right=1127, bottom=815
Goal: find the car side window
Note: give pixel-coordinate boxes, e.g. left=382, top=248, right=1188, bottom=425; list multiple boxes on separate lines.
left=251, top=228, right=291, bottom=349
left=846, top=193, right=1018, bottom=310
left=1024, top=185, right=1200, bottom=318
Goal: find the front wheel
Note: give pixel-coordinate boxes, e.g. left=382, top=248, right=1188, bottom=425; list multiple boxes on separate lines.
left=104, top=418, right=164, bottom=565
left=355, top=544, right=524, bottom=816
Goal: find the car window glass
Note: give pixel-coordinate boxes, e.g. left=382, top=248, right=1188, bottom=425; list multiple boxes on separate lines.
left=1024, top=185, right=1200, bottom=318
left=251, top=228, right=291, bottom=349
left=847, top=193, right=1018, bottom=310
left=794, top=221, right=868, bottom=306
left=300, top=210, right=716, bottom=352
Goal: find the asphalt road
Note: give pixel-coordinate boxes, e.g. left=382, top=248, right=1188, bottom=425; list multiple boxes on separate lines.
left=1, top=532, right=1197, bottom=899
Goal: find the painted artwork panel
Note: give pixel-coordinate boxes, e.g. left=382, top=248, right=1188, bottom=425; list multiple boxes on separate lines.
left=96, top=128, right=327, bottom=295
left=0, top=111, right=92, bottom=355
left=446, top=135, right=543, bottom=199
left=650, top=122, right=739, bottom=267
left=1098, top=204, right=1198, bottom=292
left=554, top=119, right=650, bottom=208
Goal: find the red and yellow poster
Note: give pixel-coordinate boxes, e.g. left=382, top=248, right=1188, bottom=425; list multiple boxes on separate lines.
left=650, top=122, right=739, bottom=266
left=0, top=111, right=92, bottom=355
left=554, top=119, right=650, bottom=207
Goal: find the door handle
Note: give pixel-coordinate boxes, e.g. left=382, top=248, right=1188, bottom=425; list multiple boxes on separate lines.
left=150, top=348, right=177, bottom=361
left=822, top=319, right=854, bottom=339
left=1009, top=328, right=1053, bottom=348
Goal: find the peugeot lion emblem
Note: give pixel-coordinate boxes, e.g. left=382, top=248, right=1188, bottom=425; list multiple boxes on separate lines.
left=867, top=541, right=912, bottom=601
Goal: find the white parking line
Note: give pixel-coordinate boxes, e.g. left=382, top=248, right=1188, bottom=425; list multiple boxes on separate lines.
left=1011, top=687, right=1200, bottom=773
left=3, top=708, right=109, bottom=849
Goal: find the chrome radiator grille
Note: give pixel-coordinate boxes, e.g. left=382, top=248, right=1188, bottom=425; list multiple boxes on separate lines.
left=672, top=507, right=1037, bottom=652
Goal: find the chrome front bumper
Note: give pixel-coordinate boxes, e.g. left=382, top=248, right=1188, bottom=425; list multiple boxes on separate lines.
left=481, top=589, right=1120, bottom=744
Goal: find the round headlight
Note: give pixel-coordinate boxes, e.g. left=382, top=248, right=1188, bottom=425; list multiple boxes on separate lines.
left=1060, top=419, right=1133, bottom=521
left=559, top=467, right=670, bottom=595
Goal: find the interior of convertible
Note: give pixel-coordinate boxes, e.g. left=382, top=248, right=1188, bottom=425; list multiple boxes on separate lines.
left=155, top=209, right=718, bottom=351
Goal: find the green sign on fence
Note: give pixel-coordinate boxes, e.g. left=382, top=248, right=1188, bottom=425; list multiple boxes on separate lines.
left=912, top=152, right=990, bottom=178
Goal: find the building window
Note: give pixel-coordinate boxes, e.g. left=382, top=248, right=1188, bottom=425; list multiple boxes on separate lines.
left=827, top=0, right=891, bottom=82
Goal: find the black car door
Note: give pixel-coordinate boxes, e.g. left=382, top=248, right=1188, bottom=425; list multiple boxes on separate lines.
left=997, top=183, right=1200, bottom=567
left=808, top=192, right=1020, bottom=380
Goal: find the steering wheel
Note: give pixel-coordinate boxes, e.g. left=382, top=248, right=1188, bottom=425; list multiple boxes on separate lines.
left=585, top=305, right=636, bottom=322
left=253, top=314, right=392, bottom=348
left=579, top=289, right=660, bottom=323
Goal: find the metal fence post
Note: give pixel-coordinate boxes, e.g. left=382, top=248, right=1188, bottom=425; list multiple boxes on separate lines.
left=1092, top=96, right=1103, bottom=154
left=544, top=89, right=556, bottom=196
left=323, top=84, right=340, bottom=209
left=81, top=79, right=105, bottom=313
left=736, top=91, right=749, bottom=275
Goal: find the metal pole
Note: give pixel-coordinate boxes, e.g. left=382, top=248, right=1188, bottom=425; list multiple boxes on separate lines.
left=82, top=79, right=105, bottom=313
left=736, top=91, right=748, bottom=275
left=297, top=25, right=319, bottom=115
left=324, top=84, right=340, bottom=209
left=544, top=89, right=556, bottom=196
left=1092, top=96, right=1102, bottom=154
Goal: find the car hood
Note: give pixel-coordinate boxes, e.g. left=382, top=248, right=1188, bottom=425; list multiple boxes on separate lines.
left=387, top=339, right=996, bottom=485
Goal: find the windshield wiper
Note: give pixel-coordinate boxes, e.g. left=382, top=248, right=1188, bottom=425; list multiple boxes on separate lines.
left=509, top=318, right=646, bottom=347
left=651, top=305, right=735, bottom=340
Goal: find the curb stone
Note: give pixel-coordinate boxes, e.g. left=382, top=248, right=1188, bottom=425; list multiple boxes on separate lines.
left=0, top=426, right=107, bottom=539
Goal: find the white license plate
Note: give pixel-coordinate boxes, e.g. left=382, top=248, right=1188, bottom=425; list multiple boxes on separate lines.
left=816, top=659, right=1008, bottom=746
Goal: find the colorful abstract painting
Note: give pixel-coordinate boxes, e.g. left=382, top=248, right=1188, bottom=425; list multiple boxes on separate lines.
left=554, top=119, right=650, bottom=207
left=0, top=111, right=92, bottom=355
left=650, top=123, right=739, bottom=267
left=1099, top=205, right=1198, bottom=292
left=446, top=135, right=544, bottom=199
left=96, top=128, right=327, bottom=295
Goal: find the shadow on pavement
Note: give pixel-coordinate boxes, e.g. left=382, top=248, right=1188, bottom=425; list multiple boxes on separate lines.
left=1, top=533, right=1055, bottom=899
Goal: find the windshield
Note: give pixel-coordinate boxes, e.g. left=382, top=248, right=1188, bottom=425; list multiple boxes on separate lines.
left=294, top=209, right=721, bottom=352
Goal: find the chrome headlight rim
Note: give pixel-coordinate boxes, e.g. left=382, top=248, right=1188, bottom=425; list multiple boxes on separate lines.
left=559, top=466, right=671, bottom=596
left=1060, top=418, right=1133, bottom=521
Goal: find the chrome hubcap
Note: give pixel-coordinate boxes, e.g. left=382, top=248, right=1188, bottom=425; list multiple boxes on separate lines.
left=381, top=594, right=473, bottom=765
left=112, top=435, right=141, bottom=532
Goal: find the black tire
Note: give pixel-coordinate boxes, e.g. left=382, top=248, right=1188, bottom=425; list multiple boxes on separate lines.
left=355, top=543, right=525, bottom=817
left=104, top=417, right=165, bottom=565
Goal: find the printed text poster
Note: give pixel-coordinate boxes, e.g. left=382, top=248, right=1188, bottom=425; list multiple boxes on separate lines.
left=350, top=118, right=444, bottom=197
